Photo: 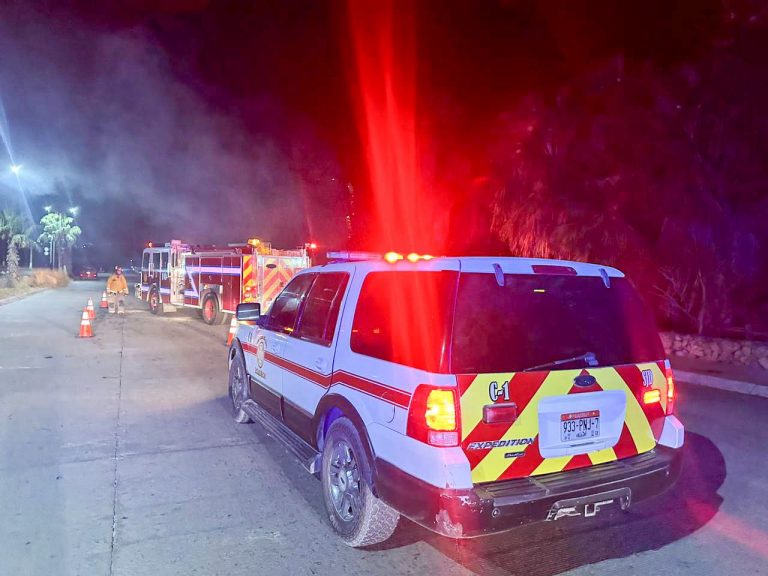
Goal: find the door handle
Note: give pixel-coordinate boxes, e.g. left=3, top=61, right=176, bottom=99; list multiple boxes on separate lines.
left=314, top=358, right=327, bottom=371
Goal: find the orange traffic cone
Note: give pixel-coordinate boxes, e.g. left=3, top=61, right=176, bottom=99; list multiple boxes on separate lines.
left=99, top=291, right=108, bottom=309
left=78, top=308, right=93, bottom=338
left=86, top=298, right=96, bottom=320
left=226, top=316, right=238, bottom=346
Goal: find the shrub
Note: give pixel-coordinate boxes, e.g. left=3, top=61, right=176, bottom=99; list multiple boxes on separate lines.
left=26, top=269, right=70, bottom=288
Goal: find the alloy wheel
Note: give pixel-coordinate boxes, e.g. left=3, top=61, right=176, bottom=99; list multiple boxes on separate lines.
left=327, top=440, right=362, bottom=523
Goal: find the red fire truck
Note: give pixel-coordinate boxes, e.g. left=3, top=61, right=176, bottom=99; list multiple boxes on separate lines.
left=138, top=239, right=312, bottom=324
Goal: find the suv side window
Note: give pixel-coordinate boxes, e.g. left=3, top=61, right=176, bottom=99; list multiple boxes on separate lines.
left=295, top=273, right=350, bottom=346
left=264, top=273, right=316, bottom=334
left=350, top=271, right=456, bottom=372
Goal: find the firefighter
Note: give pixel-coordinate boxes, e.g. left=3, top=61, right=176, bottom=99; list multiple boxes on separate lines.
left=106, top=266, right=129, bottom=314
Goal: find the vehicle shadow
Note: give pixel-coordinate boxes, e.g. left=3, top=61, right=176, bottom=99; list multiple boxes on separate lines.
left=376, top=432, right=725, bottom=575
left=220, top=388, right=725, bottom=575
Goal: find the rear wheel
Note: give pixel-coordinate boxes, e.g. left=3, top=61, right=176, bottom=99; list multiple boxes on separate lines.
left=201, top=293, right=224, bottom=325
left=228, top=352, right=251, bottom=424
left=321, top=418, right=399, bottom=547
left=149, top=287, right=163, bottom=315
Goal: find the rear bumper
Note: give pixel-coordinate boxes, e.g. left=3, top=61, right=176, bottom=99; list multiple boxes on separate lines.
left=375, top=447, right=682, bottom=538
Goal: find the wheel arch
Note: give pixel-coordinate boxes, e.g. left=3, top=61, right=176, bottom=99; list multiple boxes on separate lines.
left=228, top=339, right=244, bottom=368
left=313, top=394, right=380, bottom=495
left=200, top=288, right=218, bottom=305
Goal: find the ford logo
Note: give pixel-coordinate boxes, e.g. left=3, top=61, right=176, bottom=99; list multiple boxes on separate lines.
left=573, top=374, right=597, bottom=388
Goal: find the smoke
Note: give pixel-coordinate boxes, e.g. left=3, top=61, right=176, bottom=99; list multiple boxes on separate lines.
left=0, top=3, right=344, bottom=256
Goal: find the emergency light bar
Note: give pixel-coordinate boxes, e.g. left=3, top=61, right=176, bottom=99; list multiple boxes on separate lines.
left=327, top=251, right=438, bottom=263
left=327, top=251, right=382, bottom=262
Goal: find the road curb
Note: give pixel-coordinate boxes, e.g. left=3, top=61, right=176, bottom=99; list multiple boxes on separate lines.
left=675, top=369, right=768, bottom=399
left=0, top=288, right=48, bottom=307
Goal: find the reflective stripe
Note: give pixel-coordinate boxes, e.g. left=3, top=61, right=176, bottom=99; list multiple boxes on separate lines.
left=459, top=364, right=662, bottom=483
left=185, top=266, right=241, bottom=275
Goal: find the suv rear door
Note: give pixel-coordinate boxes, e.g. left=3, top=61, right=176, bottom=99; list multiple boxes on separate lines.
left=451, top=268, right=670, bottom=484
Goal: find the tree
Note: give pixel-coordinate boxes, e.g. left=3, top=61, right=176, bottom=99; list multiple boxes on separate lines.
left=489, top=46, right=766, bottom=336
left=0, top=209, right=31, bottom=285
left=38, top=212, right=82, bottom=272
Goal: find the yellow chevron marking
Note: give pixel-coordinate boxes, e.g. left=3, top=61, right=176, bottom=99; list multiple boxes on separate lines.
left=471, top=371, right=576, bottom=483
left=589, top=447, right=617, bottom=465
left=532, top=455, right=572, bottom=476
left=459, top=374, right=511, bottom=439
left=596, top=367, right=656, bottom=454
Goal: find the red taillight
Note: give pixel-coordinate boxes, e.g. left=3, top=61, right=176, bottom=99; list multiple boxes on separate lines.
left=407, top=385, right=460, bottom=447
left=665, top=365, right=676, bottom=415
left=482, top=403, right=518, bottom=424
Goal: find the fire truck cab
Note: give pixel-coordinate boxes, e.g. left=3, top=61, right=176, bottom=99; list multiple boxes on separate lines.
left=139, top=239, right=311, bottom=324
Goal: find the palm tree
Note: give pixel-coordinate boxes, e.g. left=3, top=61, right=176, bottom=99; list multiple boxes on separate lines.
left=0, top=209, right=30, bottom=285
left=38, top=211, right=82, bottom=272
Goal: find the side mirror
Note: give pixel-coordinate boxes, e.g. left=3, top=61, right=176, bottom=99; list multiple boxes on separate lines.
left=236, top=302, right=261, bottom=322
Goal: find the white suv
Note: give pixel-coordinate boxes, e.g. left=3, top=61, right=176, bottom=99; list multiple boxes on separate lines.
left=227, top=255, right=684, bottom=546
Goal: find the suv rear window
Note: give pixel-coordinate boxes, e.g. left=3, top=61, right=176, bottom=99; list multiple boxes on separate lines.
left=350, top=271, right=457, bottom=372
left=451, top=273, right=665, bottom=374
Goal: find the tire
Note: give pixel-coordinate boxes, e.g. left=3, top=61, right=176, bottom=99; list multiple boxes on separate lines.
left=201, top=293, right=225, bottom=325
left=321, top=418, right=399, bottom=547
left=149, top=287, right=163, bottom=316
left=228, top=351, right=252, bottom=424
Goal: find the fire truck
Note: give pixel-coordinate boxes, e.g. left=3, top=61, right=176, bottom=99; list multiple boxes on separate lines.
left=138, top=239, right=312, bottom=324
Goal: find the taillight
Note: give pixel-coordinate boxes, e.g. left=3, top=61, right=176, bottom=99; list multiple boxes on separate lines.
left=665, top=363, right=676, bottom=415
left=407, top=385, right=460, bottom=447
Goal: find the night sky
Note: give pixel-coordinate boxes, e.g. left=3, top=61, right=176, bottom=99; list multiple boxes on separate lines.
left=0, top=0, right=727, bottom=263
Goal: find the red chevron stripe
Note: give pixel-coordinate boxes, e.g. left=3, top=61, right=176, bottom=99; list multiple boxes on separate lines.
left=461, top=371, right=549, bottom=470
left=497, top=437, right=544, bottom=480
left=563, top=453, right=592, bottom=471
left=613, top=422, right=638, bottom=459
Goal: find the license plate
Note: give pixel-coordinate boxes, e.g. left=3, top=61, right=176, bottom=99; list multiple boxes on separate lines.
left=560, top=410, right=600, bottom=442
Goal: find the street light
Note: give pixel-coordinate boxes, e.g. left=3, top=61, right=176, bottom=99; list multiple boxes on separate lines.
left=10, top=164, right=22, bottom=175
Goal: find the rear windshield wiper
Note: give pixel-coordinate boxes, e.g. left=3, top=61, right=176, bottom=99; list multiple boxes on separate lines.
left=522, top=351, right=598, bottom=372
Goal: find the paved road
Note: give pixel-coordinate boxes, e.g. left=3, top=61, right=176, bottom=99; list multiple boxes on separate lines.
left=1, top=283, right=766, bottom=576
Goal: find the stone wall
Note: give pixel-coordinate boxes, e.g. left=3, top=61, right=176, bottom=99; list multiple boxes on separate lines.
left=660, top=331, right=768, bottom=370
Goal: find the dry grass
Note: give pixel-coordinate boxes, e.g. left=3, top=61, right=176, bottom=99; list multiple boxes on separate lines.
left=26, top=269, right=70, bottom=288
left=0, top=268, right=70, bottom=301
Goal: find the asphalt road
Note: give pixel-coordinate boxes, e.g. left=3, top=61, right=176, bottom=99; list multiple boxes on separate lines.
left=1, top=282, right=766, bottom=576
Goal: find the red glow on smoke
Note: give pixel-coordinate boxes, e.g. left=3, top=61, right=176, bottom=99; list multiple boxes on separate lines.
left=345, top=1, right=438, bottom=253
left=343, top=2, right=450, bottom=378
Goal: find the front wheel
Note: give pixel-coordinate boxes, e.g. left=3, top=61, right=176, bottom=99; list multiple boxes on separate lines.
left=201, top=293, right=224, bottom=325
left=321, top=418, right=399, bottom=547
left=228, top=352, right=251, bottom=424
